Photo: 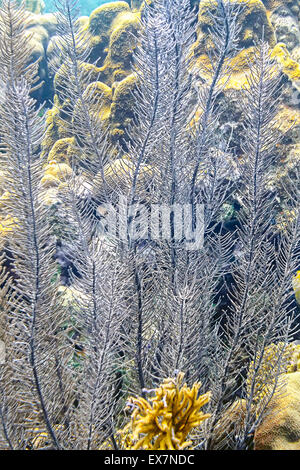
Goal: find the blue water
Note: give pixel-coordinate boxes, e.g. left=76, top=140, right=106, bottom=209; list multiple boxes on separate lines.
left=44, top=0, right=119, bottom=17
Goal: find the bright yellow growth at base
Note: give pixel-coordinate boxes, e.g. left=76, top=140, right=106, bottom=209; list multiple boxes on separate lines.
left=119, top=372, right=211, bottom=450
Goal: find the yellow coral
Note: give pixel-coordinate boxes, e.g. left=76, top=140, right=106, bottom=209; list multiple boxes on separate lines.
left=88, top=2, right=130, bottom=38
left=247, top=342, right=300, bottom=403
left=131, top=0, right=144, bottom=10
left=40, top=174, right=60, bottom=189
left=39, top=160, right=73, bottom=206
left=0, top=176, right=18, bottom=241
left=41, top=95, right=69, bottom=160
left=107, top=11, right=140, bottom=69
left=293, top=271, right=300, bottom=305
left=191, top=0, right=278, bottom=93
left=119, top=372, right=211, bottom=450
left=254, top=372, right=300, bottom=450
left=8, top=0, right=45, bottom=14
left=275, top=208, right=298, bottom=231
left=194, top=0, right=275, bottom=57
left=44, top=161, right=73, bottom=181
left=0, top=216, right=18, bottom=239
left=41, top=2, right=142, bottom=154
left=0, top=190, right=11, bottom=212
left=76, top=81, right=112, bottom=123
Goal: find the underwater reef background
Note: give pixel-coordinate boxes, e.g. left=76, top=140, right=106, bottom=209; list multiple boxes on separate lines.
left=10, top=0, right=300, bottom=188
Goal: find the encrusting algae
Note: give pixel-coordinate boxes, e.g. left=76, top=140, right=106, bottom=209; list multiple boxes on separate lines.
left=118, top=372, right=211, bottom=450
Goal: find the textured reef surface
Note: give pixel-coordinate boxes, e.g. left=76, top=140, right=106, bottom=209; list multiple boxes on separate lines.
left=14, top=1, right=300, bottom=179
left=9, top=0, right=298, bottom=237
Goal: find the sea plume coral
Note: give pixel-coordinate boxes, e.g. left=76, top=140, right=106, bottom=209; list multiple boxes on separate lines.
left=119, top=372, right=211, bottom=450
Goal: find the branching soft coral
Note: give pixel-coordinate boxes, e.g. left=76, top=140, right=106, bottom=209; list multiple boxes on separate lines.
left=293, top=271, right=300, bottom=305
left=119, top=372, right=211, bottom=450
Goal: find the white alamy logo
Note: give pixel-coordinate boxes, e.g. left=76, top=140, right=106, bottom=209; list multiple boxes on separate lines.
left=98, top=196, right=204, bottom=251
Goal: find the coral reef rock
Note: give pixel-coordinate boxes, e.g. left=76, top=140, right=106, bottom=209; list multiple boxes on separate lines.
left=0, top=0, right=45, bottom=14
left=40, top=0, right=300, bottom=170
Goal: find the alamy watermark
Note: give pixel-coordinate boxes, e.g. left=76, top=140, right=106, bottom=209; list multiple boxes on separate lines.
left=98, top=196, right=204, bottom=251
